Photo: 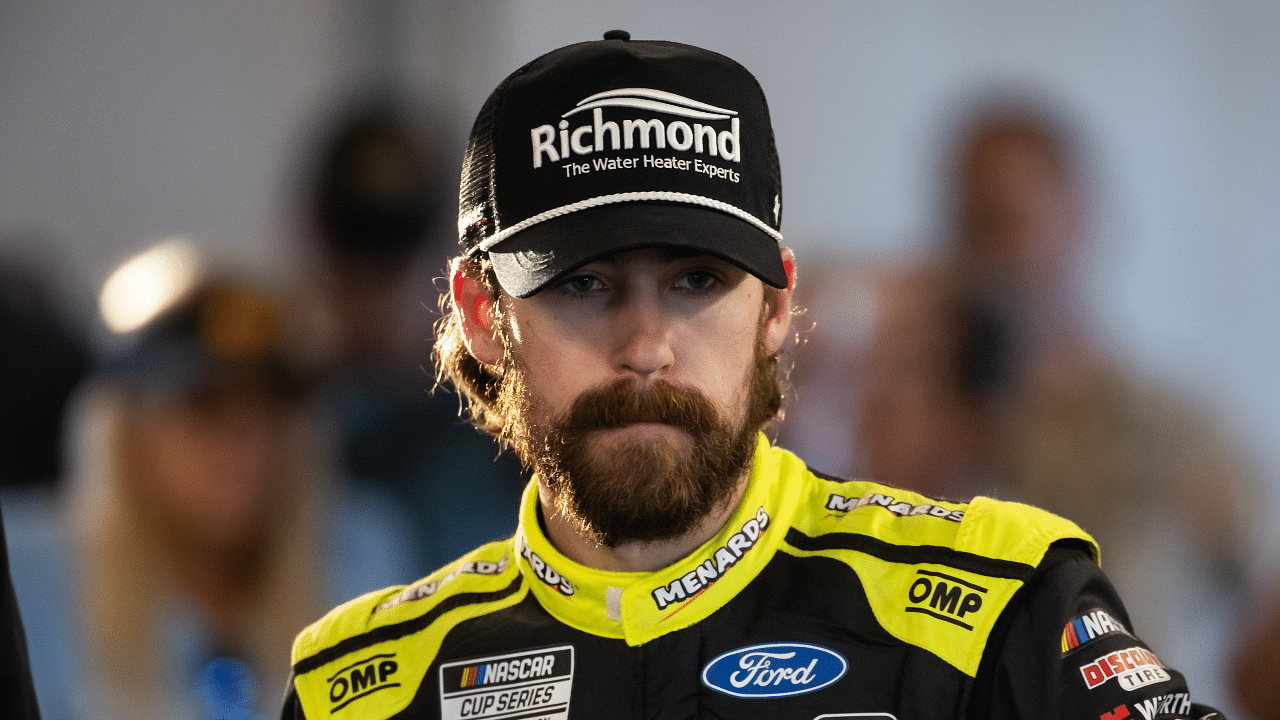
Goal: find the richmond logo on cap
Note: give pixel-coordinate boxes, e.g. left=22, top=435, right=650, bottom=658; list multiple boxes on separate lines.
left=530, top=88, right=741, bottom=169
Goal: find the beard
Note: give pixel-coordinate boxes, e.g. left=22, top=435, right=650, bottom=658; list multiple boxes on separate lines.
left=496, top=344, right=781, bottom=548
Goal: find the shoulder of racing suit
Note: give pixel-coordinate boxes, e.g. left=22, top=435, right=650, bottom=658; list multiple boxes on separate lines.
left=784, top=464, right=1098, bottom=677
left=288, top=537, right=527, bottom=719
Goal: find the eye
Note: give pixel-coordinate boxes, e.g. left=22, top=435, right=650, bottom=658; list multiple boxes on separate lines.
left=674, top=270, right=720, bottom=293
left=561, top=274, right=605, bottom=295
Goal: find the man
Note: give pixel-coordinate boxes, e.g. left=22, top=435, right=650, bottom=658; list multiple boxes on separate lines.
left=857, top=99, right=1258, bottom=710
left=301, top=104, right=526, bottom=570
left=282, top=32, right=1224, bottom=719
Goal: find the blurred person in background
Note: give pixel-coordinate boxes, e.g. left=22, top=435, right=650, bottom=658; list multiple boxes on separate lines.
left=772, top=257, right=874, bottom=479
left=858, top=264, right=995, bottom=500
left=0, top=256, right=92, bottom=488
left=297, top=102, right=525, bottom=571
left=2, top=248, right=420, bottom=720
left=855, top=93, right=1261, bottom=712
left=1232, top=577, right=1280, bottom=718
left=1, top=508, right=41, bottom=719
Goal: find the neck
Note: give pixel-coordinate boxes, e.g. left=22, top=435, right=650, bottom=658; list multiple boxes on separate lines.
left=537, top=471, right=751, bottom=573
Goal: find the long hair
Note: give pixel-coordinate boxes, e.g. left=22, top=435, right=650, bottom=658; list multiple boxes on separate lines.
left=432, top=253, right=794, bottom=442
left=432, top=254, right=508, bottom=438
left=62, top=380, right=329, bottom=720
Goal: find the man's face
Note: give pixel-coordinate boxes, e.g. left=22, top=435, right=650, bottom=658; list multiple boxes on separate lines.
left=959, top=132, right=1082, bottom=297
left=125, top=377, right=294, bottom=557
left=482, top=248, right=789, bottom=547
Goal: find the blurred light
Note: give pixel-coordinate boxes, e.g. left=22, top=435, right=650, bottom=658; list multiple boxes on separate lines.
left=99, top=237, right=201, bottom=334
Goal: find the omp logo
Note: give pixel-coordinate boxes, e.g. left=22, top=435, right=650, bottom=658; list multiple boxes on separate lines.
left=530, top=88, right=741, bottom=169
left=905, top=570, right=985, bottom=630
left=701, top=643, right=847, bottom=698
left=327, top=653, right=399, bottom=712
left=1061, top=609, right=1131, bottom=653
left=1079, top=646, right=1169, bottom=691
left=652, top=507, right=769, bottom=611
left=825, top=493, right=964, bottom=522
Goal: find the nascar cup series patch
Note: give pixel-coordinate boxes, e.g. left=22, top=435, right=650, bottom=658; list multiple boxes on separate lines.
left=439, top=646, right=573, bottom=720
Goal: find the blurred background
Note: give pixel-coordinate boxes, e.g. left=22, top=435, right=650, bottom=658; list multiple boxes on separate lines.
left=1, top=1, right=1278, bottom=719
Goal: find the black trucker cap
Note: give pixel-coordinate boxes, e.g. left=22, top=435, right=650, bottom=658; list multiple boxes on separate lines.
left=458, top=30, right=786, bottom=298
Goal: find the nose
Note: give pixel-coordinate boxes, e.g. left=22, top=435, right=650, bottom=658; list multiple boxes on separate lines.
left=612, top=289, right=675, bottom=381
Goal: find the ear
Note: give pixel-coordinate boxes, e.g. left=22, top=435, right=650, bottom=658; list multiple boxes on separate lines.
left=761, top=247, right=796, bottom=356
left=452, top=263, right=505, bottom=367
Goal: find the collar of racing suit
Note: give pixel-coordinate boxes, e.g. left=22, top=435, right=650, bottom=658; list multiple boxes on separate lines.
left=513, top=433, right=800, bottom=647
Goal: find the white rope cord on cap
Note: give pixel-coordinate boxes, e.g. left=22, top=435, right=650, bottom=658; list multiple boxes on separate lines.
left=474, top=191, right=784, bottom=254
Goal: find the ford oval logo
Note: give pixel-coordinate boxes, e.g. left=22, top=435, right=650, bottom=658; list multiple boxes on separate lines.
left=701, top=642, right=847, bottom=698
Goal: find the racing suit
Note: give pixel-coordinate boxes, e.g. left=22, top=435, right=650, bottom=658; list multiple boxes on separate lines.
left=282, top=435, right=1224, bottom=719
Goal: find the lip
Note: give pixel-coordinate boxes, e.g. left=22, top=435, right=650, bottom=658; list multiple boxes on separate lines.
left=591, top=423, right=689, bottom=441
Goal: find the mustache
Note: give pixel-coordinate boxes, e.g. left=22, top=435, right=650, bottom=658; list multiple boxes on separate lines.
left=552, top=379, right=726, bottom=438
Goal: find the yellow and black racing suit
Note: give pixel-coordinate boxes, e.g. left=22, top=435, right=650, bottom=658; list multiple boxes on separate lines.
left=282, top=435, right=1223, bottom=720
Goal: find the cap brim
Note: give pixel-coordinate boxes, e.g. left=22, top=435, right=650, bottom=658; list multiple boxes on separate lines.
left=486, top=203, right=787, bottom=298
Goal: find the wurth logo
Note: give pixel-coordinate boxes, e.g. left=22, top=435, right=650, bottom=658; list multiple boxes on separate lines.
left=1134, top=693, right=1191, bottom=720
left=530, top=88, right=741, bottom=168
